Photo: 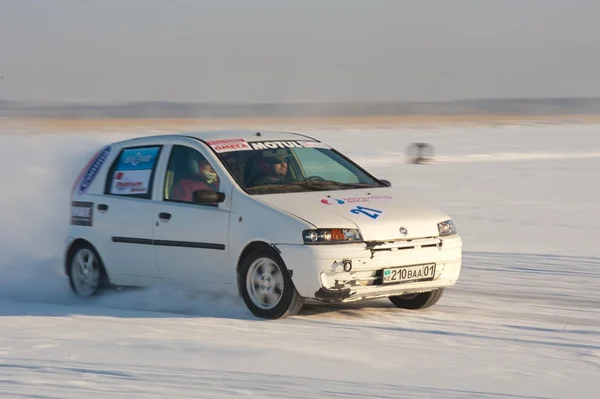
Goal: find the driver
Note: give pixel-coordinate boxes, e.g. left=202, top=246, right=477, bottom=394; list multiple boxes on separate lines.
left=250, top=149, right=294, bottom=186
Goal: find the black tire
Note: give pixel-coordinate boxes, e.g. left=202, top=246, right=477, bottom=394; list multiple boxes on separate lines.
left=388, top=288, right=444, bottom=310
left=67, top=242, right=107, bottom=297
left=239, top=247, right=304, bottom=319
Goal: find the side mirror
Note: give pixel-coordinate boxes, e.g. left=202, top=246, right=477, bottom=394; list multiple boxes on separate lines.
left=380, top=179, right=392, bottom=187
left=192, top=189, right=226, bottom=204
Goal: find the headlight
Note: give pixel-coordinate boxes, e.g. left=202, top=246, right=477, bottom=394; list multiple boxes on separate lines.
left=302, top=228, right=363, bottom=244
left=437, top=220, right=457, bottom=236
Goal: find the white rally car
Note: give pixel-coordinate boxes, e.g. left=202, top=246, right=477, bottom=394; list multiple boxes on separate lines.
left=66, top=130, right=462, bottom=319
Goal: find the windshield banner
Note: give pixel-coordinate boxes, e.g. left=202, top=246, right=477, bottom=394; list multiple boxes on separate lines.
left=249, top=141, right=330, bottom=150
left=207, top=139, right=330, bottom=153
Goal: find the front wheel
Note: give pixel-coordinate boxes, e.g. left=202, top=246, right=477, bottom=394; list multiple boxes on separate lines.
left=388, top=288, right=444, bottom=310
left=239, top=248, right=304, bottom=319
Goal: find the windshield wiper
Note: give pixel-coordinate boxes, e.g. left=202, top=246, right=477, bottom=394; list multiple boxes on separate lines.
left=298, top=180, right=378, bottom=189
left=246, top=180, right=379, bottom=195
left=334, top=182, right=379, bottom=189
left=246, top=183, right=307, bottom=194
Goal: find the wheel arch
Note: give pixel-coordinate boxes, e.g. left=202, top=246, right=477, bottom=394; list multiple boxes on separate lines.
left=235, top=240, right=304, bottom=318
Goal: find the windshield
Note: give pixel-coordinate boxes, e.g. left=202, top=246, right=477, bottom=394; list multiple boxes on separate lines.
left=211, top=139, right=384, bottom=195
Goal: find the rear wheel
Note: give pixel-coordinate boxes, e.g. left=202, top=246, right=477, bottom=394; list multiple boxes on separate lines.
left=68, top=243, right=106, bottom=297
left=388, top=288, right=444, bottom=310
left=240, top=248, right=304, bottom=319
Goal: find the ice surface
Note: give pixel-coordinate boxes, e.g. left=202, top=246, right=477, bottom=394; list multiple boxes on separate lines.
left=0, top=124, right=599, bottom=398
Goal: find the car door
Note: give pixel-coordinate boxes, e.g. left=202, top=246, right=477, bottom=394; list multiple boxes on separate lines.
left=93, top=144, right=163, bottom=283
left=153, top=143, right=231, bottom=284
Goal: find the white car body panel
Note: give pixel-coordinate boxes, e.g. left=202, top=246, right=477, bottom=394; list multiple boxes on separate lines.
left=93, top=195, right=159, bottom=279
left=66, top=130, right=463, bottom=307
left=152, top=200, right=232, bottom=284
left=255, top=189, right=448, bottom=240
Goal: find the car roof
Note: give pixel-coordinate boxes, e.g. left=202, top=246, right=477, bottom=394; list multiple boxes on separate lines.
left=112, top=129, right=320, bottom=147
left=182, top=129, right=318, bottom=143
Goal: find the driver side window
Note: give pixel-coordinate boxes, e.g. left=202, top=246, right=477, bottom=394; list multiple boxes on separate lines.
left=164, top=145, right=221, bottom=204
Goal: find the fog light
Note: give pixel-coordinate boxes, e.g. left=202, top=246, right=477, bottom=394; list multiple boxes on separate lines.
left=437, top=219, right=457, bottom=236
left=343, top=259, right=353, bottom=272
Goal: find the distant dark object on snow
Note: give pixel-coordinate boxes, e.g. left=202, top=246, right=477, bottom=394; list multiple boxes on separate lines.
left=407, top=142, right=435, bottom=164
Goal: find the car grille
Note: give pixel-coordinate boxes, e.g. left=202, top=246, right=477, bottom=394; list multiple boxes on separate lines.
left=365, top=237, right=442, bottom=252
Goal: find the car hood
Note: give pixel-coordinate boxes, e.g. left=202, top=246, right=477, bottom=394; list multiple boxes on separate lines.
left=255, top=188, right=450, bottom=241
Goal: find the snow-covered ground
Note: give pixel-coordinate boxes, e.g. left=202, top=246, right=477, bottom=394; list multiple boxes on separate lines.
left=1, top=123, right=599, bottom=398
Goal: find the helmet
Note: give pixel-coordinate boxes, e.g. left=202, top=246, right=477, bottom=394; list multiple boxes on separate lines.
left=254, top=149, right=287, bottom=174
left=262, top=148, right=292, bottom=162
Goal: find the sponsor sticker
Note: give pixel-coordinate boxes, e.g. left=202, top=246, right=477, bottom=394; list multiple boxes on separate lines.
left=77, top=145, right=111, bottom=195
left=298, top=141, right=330, bottom=149
left=118, top=147, right=159, bottom=170
left=320, top=195, right=392, bottom=205
left=321, top=198, right=347, bottom=205
left=248, top=140, right=330, bottom=150
left=111, top=169, right=152, bottom=195
left=207, top=139, right=252, bottom=153
left=108, top=146, right=159, bottom=195
left=206, top=139, right=331, bottom=153
left=71, top=201, right=94, bottom=226
left=350, top=205, right=383, bottom=220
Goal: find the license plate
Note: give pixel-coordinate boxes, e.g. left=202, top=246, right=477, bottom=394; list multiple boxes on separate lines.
left=382, top=263, right=436, bottom=285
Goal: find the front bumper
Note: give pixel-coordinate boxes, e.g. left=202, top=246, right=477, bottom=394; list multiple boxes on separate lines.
left=276, top=235, right=462, bottom=302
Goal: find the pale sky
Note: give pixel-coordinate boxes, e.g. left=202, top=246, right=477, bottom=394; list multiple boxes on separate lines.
left=1, top=0, right=599, bottom=103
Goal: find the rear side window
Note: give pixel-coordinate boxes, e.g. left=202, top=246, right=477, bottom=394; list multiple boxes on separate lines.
left=104, top=145, right=162, bottom=199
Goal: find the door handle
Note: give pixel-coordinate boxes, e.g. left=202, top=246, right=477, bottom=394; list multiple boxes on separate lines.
left=158, top=212, right=172, bottom=221
left=97, top=204, right=109, bottom=211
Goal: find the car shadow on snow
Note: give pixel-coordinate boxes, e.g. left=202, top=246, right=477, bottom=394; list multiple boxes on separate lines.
left=0, top=288, right=407, bottom=321
left=0, top=285, right=258, bottom=320
left=0, top=290, right=398, bottom=320
left=298, top=298, right=399, bottom=317
left=0, top=255, right=257, bottom=320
